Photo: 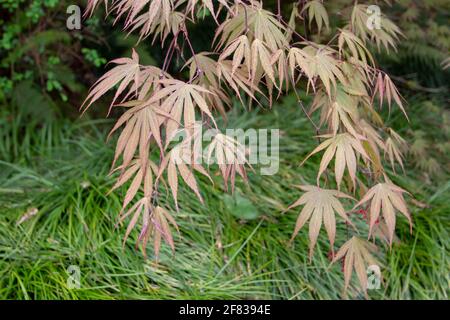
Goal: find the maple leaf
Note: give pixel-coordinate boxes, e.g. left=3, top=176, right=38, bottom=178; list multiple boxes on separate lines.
left=158, top=135, right=211, bottom=209
left=353, top=181, right=412, bottom=244
left=285, top=4, right=300, bottom=42
left=373, top=72, right=408, bottom=119
left=82, top=49, right=141, bottom=113
left=350, top=4, right=402, bottom=52
left=288, top=185, right=355, bottom=259
left=147, top=79, right=217, bottom=143
left=184, top=53, right=232, bottom=119
left=119, top=198, right=178, bottom=259
left=310, top=88, right=360, bottom=137
left=108, top=102, right=172, bottom=169
left=249, top=39, right=277, bottom=87
left=384, top=128, right=407, bottom=173
left=288, top=45, right=347, bottom=97
left=141, top=205, right=179, bottom=259
left=186, top=53, right=221, bottom=88
left=372, top=221, right=400, bottom=245
left=127, top=66, right=171, bottom=101
left=126, top=0, right=182, bottom=44
left=206, top=132, right=251, bottom=193
left=216, top=59, right=263, bottom=104
left=332, top=236, right=380, bottom=294
left=215, top=3, right=287, bottom=53
left=110, top=158, right=159, bottom=211
left=82, top=0, right=414, bottom=267
left=358, top=120, right=385, bottom=177
left=218, top=36, right=280, bottom=101
left=183, top=0, right=218, bottom=22
left=359, top=120, right=385, bottom=152
left=270, top=48, right=289, bottom=95
left=219, top=35, right=251, bottom=76
left=302, top=0, right=329, bottom=34
left=340, top=61, right=371, bottom=97
left=301, top=133, right=370, bottom=188
left=338, top=29, right=375, bottom=67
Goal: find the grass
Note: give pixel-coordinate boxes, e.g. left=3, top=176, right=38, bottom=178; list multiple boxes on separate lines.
left=0, top=96, right=448, bottom=299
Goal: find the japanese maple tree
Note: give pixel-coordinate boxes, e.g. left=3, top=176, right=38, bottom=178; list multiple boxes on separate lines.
left=83, top=0, right=413, bottom=296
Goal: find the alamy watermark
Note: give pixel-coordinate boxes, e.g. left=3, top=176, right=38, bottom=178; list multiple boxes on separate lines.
left=66, top=265, right=81, bottom=289
left=367, top=264, right=381, bottom=290
left=66, top=5, right=81, bottom=30
left=169, top=123, right=280, bottom=175
left=366, top=5, right=382, bottom=30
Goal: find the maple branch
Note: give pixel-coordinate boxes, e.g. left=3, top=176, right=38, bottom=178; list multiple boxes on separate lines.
left=277, top=0, right=282, bottom=22
left=162, top=35, right=178, bottom=73
left=181, top=22, right=203, bottom=82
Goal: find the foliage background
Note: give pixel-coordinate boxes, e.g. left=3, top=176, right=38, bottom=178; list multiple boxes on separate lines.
left=0, top=0, right=448, bottom=299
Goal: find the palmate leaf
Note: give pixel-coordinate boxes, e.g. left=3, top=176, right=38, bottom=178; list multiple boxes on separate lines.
left=288, top=185, right=355, bottom=259
left=184, top=53, right=231, bottom=119
left=301, top=133, right=370, bottom=189
left=126, top=66, right=171, bottom=101
left=82, top=0, right=415, bottom=285
left=180, top=0, right=219, bottom=22
left=82, top=49, right=141, bottom=113
left=119, top=198, right=178, bottom=259
left=146, top=79, right=217, bottom=143
left=359, top=120, right=385, bottom=177
left=310, top=88, right=360, bottom=137
left=186, top=52, right=262, bottom=107
left=338, top=29, right=375, bottom=67
left=288, top=45, right=347, bottom=97
left=286, top=3, right=300, bottom=42
left=206, top=132, right=251, bottom=193
left=113, top=0, right=172, bottom=31
left=384, top=129, right=407, bottom=173
left=186, top=53, right=222, bottom=88
left=124, top=0, right=183, bottom=44
left=109, top=102, right=172, bottom=169
left=218, top=36, right=280, bottom=100
left=350, top=4, right=402, bottom=52
left=359, top=120, right=385, bottom=152
left=141, top=205, right=179, bottom=259
left=214, top=2, right=287, bottom=52
left=302, top=0, right=329, bottom=34
left=353, top=181, right=412, bottom=244
left=114, top=0, right=165, bottom=28
left=249, top=39, right=277, bottom=87
left=158, top=137, right=211, bottom=209
left=332, top=236, right=380, bottom=294
left=373, top=72, right=408, bottom=119
left=340, top=61, right=371, bottom=97
left=372, top=220, right=400, bottom=245
left=270, top=48, right=289, bottom=95
left=216, top=60, right=263, bottom=104
left=219, top=35, right=251, bottom=76
left=110, top=158, right=159, bottom=211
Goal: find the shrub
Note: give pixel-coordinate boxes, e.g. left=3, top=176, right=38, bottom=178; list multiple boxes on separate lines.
left=83, top=0, right=416, bottom=297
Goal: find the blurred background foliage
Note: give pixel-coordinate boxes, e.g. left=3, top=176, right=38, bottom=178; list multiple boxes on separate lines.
left=1, top=0, right=107, bottom=119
